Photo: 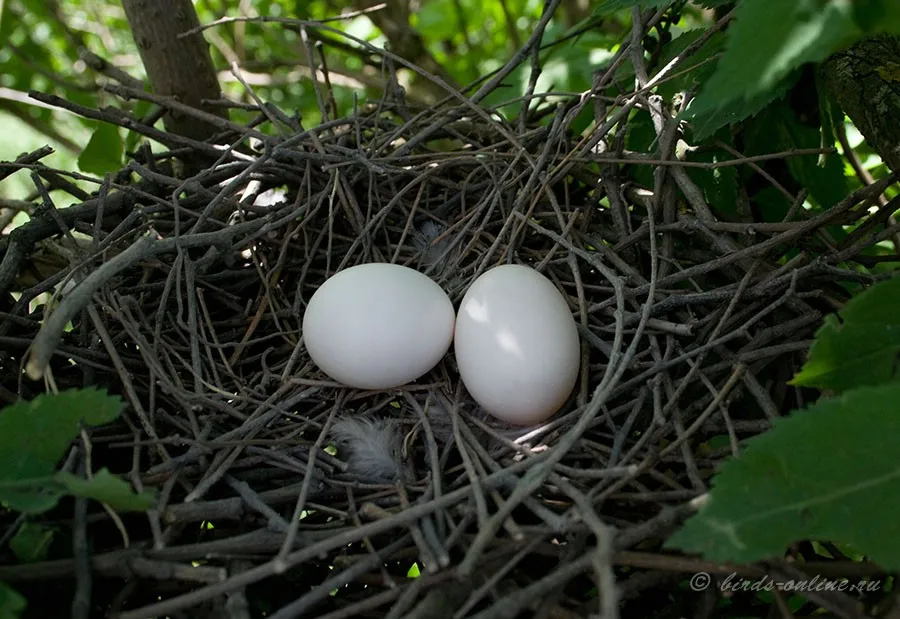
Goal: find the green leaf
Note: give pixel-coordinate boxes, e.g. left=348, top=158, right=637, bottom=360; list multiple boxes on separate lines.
left=125, top=99, right=154, bottom=152
left=613, top=28, right=725, bottom=103
left=0, top=481, right=61, bottom=514
left=0, top=582, right=25, bottom=619
left=853, top=0, right=900, bottom=35
left=77, top=123, right=123, bottom=176
left=749, top=186, right=792, bottom=225
left=741, top=97, right=848, bottom=210
left=55, top=468, right=155, bottom=512
left=705, top=434, right=732, bottom=451
left=0, top=388, right=123, bottom=513
left=791, top=277, right=900, bottom=391
left=656, top=30, right=726, bottom=100
left=683, top=133, right=739, bottom=217
left=666, top=383, right=900, bottom=570
left=592, top=0, right=671, bottom=17
left=592, top=0, right=734, bottom=17
left=623, top=109, right=657, bottom=188
left=415, top=0, right=459, bottom=39
left=686, top=0, right=861, bottom=132
left=9, top=522, right=55, bottom=563
left=683, top=72, right=799, bottom=141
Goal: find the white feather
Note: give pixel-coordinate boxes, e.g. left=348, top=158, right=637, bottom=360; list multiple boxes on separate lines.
left=413, top=220, right=454, bottom=269
left=330, top=417, right=406, bottom=482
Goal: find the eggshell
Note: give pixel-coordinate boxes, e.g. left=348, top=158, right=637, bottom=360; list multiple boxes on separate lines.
left=303, top=263, right=455, bottom=389
left=454, top=264, right=580, bottom=425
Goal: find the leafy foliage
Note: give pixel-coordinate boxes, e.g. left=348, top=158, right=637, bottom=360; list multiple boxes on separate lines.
left=686, top=0, right=860, bottom=134
left=791, top=276, right=900, bottom=391
left=682, top=73, right=798, bottom=142
left=77, top=123, right=124, bottom=176
left=671, top=273, right=900, bottom=569
left=0, top=582, right=26, bottom=619
left=9, top=522, right=54, bottom=564
left=684, top=152, right=739, bottom=216
left=593, top=0, right=732, bottom=17
left=0, top=388, right=152, bottom=513
left=666, top=382, right=900, bottom=570
left=592, top=0, right=673, bottom=16
left=56, top=468, right=155, bottom=512
left=742, top=98, right=849, bottom=209
left=853, top=0, right=900, bottom=35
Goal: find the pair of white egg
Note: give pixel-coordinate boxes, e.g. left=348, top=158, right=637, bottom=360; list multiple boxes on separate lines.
left=302, top=262, right=581, bottom=425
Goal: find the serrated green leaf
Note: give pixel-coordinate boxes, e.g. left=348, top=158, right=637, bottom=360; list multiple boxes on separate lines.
left=686, top=0, right=861, bottom=135
left=613, top=28, right=725, bottom=100
left=666, top=383, right=900, bottom=570
left=0, top=388, right=123, bottom=513
left=657, top=30, right=725, bottom=100
left=9, top=522, right=55, bottom=563
left=791, top=277, right=900, bottom=391
left=0, top=582, right=25, bottom=619
left=55, top=468, right=155, bottom=512
left=683, top=71, right=799, bottom=141
left=77, top=123, right=123, bottom=176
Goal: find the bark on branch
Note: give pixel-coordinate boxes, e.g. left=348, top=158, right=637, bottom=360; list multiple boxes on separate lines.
left=121, top=0, right=228, bottom=143
left=822, top=34, right=900, bottom=172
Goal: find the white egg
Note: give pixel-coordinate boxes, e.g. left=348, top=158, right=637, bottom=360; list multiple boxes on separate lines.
left=454, top=264, right=580, bottom=425
left=303, top=263, right=455, bottom=390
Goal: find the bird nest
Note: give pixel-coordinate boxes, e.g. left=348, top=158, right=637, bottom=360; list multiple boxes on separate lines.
left=0, top=27, right=894, bottom=619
